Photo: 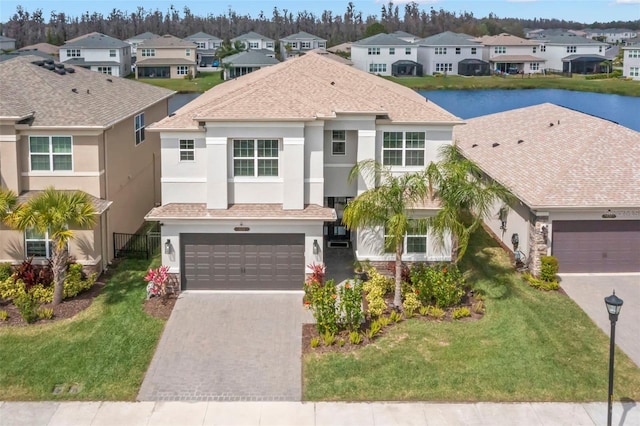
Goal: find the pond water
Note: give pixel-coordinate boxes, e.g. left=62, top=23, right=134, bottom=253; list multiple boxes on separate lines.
left=419, top=89, right=640, bottom=132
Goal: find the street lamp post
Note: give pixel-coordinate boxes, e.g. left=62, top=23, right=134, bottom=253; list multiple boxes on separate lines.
left=604, top=290, right=623, bottom=426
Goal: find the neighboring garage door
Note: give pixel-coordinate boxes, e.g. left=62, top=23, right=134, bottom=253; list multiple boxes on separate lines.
left=181, top=233, right=305, bottom=291
left=552, top=220, right=640, bottom=273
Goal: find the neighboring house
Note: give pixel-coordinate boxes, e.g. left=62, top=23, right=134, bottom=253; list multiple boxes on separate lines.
left=18, top=42, right=59, bottom=56
left=125, top=32, right=160, bottom=56
left=417, top=31, right=488, bottom=76
left=0, top=50, right=54, bottom=63
left=59, top=32, right=132, bottom=77
left=327, top=42, right=352, bottom=55
left=0, top=35, right=16, bottom=51
left=391, top=31, right=421, bottom=43
left=185, top=31, right=222, bottom=66
left=454, top=103, right=640, bottom=274
left=231, top=31, right=275, bottom=52
left=584, top=28, right=638, bottom=44
left=0, top=55, right=174, bottom=273
left=533, top=32, right=608, bottom=73
left=145, top=52, right=461, bottom=291
left=351, top=33, right=421, bottom=77
left=309, top=48, right=353, bottom=65
left=622, top=46, right=640, bottom=80
left=475, top=33, right=545, bottom=74
left=221, top=50, right=279, bottom=79
left=280, top=31, right=327, bottom=59
left=135, top=34, right=197, bottom=79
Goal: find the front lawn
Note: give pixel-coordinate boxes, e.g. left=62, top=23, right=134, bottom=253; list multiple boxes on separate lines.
left=303, top=227, right=640, bottom=401
left=0, top=258, right=164, bottom=400
left=135, top=71, right=224, bottom=93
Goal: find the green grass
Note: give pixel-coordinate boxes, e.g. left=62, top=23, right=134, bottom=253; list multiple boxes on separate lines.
left=303, top=227, right=640, bottom=402
left=136, top=71, right=225, bottom=93
left=0, top=258, right=165, bottom=400
left=387, top=74, right=640, bottom=97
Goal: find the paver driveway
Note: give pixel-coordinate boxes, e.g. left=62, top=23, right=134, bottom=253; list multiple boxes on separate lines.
left=560, top=274, right=640, bottom=367
left=138, top=292, right=310, bottom=401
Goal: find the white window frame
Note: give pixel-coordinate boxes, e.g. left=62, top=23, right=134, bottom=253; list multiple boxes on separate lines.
left=109, top=49, right=116, bottom=57
left=532, top=46, right=537, bottom=54
left=176, top=65, right=189, bottom=75
left=405, top=47, right=411, bottom=55
left=66, top=49, right=81, bottom=57
left=134, top=113, right=145, bottom=145
left=540, top=45, right=546, bottom=52
left=382, top=131, right=426, bottom=167
left=288, top=42, right=298, bottom=49
left=567, top=46, right=577, bottom=53
left=249, top=42, right=259, bottom=49
left=97, top=66, right=112, bottom=75
left=369, top=63, right=387, bottom=73
left=29, top=136, right=73, bottom=172
left=196, top=41, right=206, bottom=49
left=141, top=48, right=155, bottom=57
left=331, top=130, right=346, bottom=156
left=455, top=47, right=461, bottom=55
left=494, top=46, right=506, bottom=54
left=435, top=47, right=446, bottom=55
left=435, top=63, right=453, bottom=72
left=384, top=221, right=427, bottom=254
left=630, top=67, right=640, bottom=77
left=628, top=50, right=640, bottom=58
left=368, top=47, right=381, bottom=55
left=266, top=41, right=274, bottom=48
left=471, top=47, right=477, bottom=54
left=530, top=63, right=540, bottom=71
left=318, top=41, right=326, bottom=48
left=389, top=47, right=395, bottom=55
left=301, top=41, right=311, bottom=49
left=185, top=48, right=191, bottom=56
left=25, top=228, right=56, bottom=258
left=232, top=139, right=279, bottom=177
left=179, top=139, right=195, bottom=161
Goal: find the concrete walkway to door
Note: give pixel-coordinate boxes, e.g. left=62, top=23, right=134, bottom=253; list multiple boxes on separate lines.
left=560, top=274, right=640, bottom=367
left=138, top=292, right=312, bottom=401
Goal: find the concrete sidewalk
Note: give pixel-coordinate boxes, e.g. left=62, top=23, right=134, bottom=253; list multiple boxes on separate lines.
left=1, top=401, right=638, bottom=426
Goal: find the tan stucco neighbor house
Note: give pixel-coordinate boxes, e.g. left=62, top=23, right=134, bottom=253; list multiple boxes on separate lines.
left=146, top=52, right=462, bottom=291
left=135, top=34, right=197, bottom=79
left=0, top=55, right=174, bottom=272
left=454, top=103, right=640, bottom=274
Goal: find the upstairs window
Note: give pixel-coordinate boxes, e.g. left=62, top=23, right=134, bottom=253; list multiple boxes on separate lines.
left=435, top=47, right=446, bottom=55
left=134, top=113, right=145, bottom=145
left=627, top=49, right=640, bottom=58
left=233, top=139, right=279, bottom=177
left=494, top=46, right=506, bottom=54
left=567, top=46, right=577, bottom=53
left=29, top=136, right=72, bottom=172
left=532, top=46, right=537, bottom=54
left=368, top=47, right=381, bottom=55
left=185, top=48, right=191, bottom=56
left=196, top=41, right=206, bottom=49
left=540, top=45, right=546, bottom=52
left=66, top=49, right=81, bottom=57
left=389, top=47, right=395, bottom=55
left=141, top=48, right=155, bottom=57
left=179, top=139, right=195, bottom=161
left=405, top=47, right=411, bottom=55
left=331, top=130, right=346, bottom=156
left=109, top=49, right=116, bottom=57
left=471, top=47, right=477, bottom=54
left=455, top=47, right=461, bottom=54
left=382, top=132, right=425, bottom=167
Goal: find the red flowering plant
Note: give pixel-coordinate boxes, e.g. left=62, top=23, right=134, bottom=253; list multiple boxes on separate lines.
left=144, top=265, right=169, bottom=300
left=304, top=263, right=339, bottom=334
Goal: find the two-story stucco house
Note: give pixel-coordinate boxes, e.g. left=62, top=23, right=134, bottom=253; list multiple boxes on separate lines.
left=454, top=103, right=640, bottom=274
left=59, top=32, right=132, bottom=77
left=0, top=55, right=174, bottom=272
left=185, top=31, right=223, bottom=66
left=351, top=33, right=421, bottom=77
left=532, top=32, right=608, bottom=73
left=135, top=34, right=197, bottom=79
left=417, top=31, right=488, bottom=76
left=280, top=31, right=327, bottom=59
left=231, top=31, right=275, bottom=52
left=145, top=52, right=461, bottom=291
left=475, top=33, right=545, bottom=74
left=622, top=46, right=640, bottom=80
left=125, top=32, right=160, bottom=57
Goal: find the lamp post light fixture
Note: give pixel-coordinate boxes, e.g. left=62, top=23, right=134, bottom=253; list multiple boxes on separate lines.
left=164, top=239, right=172, bottom=255
left=604, top=290, right=623, bottom=426
left=312, top=239, right=320, bottom=255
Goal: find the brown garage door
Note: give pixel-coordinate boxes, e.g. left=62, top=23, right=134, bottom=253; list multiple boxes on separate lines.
left=180, top=233, right=305, bottom=290
left=552, top=220, right=640, bottom=273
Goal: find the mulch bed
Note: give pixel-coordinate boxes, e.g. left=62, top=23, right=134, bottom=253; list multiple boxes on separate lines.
left=302, top=291, right=484, bottom=355
left=143, top=294, right=178, bottom=320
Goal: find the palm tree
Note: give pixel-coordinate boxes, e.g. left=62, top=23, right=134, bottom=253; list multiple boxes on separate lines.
left=426, top=144, right=513, bottom=263
left=4, top=188, right=96, bottom=305
left=0, top=187, right=17, bottom=221
left=343, top=160, right=428, bottom=308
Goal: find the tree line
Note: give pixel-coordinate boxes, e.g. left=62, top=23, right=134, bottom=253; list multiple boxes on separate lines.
left=1, top=1, right=638, bottom=49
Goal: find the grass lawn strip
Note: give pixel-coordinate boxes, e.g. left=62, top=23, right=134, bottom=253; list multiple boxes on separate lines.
left=135, top=71, right=224, bottom=93
left=303, top=227, right=640, bottom=401
left=0, top=258, right=164, bottom=401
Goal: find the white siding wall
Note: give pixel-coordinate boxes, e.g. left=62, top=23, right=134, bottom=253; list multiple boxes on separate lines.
left=351, top=45, right=417, bottom=76
left=418, top=45, right=481, bottom=75
left=623, top=49, right=640, bottom=80
left=541, top=44, right=606, bottom=70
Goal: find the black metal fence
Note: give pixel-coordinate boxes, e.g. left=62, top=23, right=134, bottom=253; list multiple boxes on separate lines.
left=113, top=231, right=161, bottom=259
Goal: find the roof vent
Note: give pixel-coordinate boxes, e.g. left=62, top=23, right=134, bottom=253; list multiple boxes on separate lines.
left=54, top=63, right=65, bottom=69
left=330, top=81, right=335, bottom=85
left=471, top=144, right=478, bottom=148
left=72, top=88, right=78, bottom=93
left=65, top=67, right=75, bottom=73
left=492, top=142, right=500, bottom=148
left=106, top=78, right=113, bottom=82
left=32, top=60, right=44, bottom=66
left=517, top=139, right=524, bottom=144
left=44, top=59, right=54, bottom=65
left=43, top=63, right=55, bottom=70
left=557, top=120, right=560, bottom=125
left=55, top=68, right=66, bottom=75
left=549, top=122, right=554, bottom=127
left=169, top=113, right=176, bottom=117
left=86, top=89, right=90, bottom=94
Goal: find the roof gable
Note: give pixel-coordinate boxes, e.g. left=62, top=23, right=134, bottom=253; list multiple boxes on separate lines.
left=232, top=31, right=273, bottom=42
left=63, top=32, right=129, bottom=49
left=419, top=31, right=479, bottom=46
left=139, top=34, right=196, bottom=48
left=186, top=32, right=221, bottom=41
left=281, top=31, right=325, bottom=42
left=353, top=33, right=414, bottom=46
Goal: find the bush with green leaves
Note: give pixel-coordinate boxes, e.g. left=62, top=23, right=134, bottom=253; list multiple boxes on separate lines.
left=13, top=292, right=39, bottom=323
left=0, top=310, right=8, bottom=321
left=402, top=291, right=421, bottom=317
left=410, top=263, right=465, bottom=308
left=362, top=270, right=392, bottom=318
left=305, top=277, right=339, bottom=335
left=523, top=272, right=559, bottom=291
left=0, top=263, right=13, bottom=282
left=338, top=280, right=364, bottom=332
left=540, top=256, right=559, bottom=282
left=349, top=331, right=362, bottom=345
left=452, top=306, right=471, bottom=319
left=428, top=305, right=446, bottom=320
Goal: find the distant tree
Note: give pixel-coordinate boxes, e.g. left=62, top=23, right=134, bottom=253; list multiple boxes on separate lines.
left=364, top=22, right=387, bottom=37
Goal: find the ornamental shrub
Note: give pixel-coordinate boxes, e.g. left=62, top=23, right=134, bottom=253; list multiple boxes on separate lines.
left=338, top=280, right=364, bottom=332
left=0, top=263, right=13, bottom=281
left=452, top=306, right=471, bottom=319
left=410, top=263, right=465, bottom=308
left=13, top=291, right=39, bottom=323
left=363, top=270, right=393, bottom=318
left=402, top=291, right=421, bottom=317
left=305, top=275, right=339, bottom=335
left=540, top=256, right=559, bottom=282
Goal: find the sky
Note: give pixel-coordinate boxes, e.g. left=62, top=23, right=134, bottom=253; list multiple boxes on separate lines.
left=1, top=0, right=639, bottom=24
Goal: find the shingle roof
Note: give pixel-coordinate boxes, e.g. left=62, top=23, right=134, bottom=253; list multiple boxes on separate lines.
left=562, top=54, right=606, bottom=62
left=63, top=32, right=129, bottom=49
left=150, top=52, right=460, bottom=130
left=281, top=31, right=326, bottom=42
left=0, top=50, right=54, bottom=63
left=139, top=34, right=196, bottom=49
left=392, top=31, right=417, bottom=38
left=308, top=48, right=353, bottom=65
left=535, top=33, right=607, bottom=45
left=454, top=103, right=640, bottom=209
left=418, top=31, right=479, bottom=46
left=232, top=31, right=273, bottom=42
left=18, top=42, right=59, bottom=55
left=127, top=32, right=160, bottom=41
left=186, top=32, right=221, bottom=41
left=475, top=33, right=540, bottom=46
left=0, top=55, right=174, bottom=127
left=223, top=50, right=279, bottom=66
left=146, top=203, right=336, bottom=221
left=0, top=35, right=16, bottom=42
left=491, top=55, right=546, bottom=62
left=353, top=33, right=414, bottom=46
